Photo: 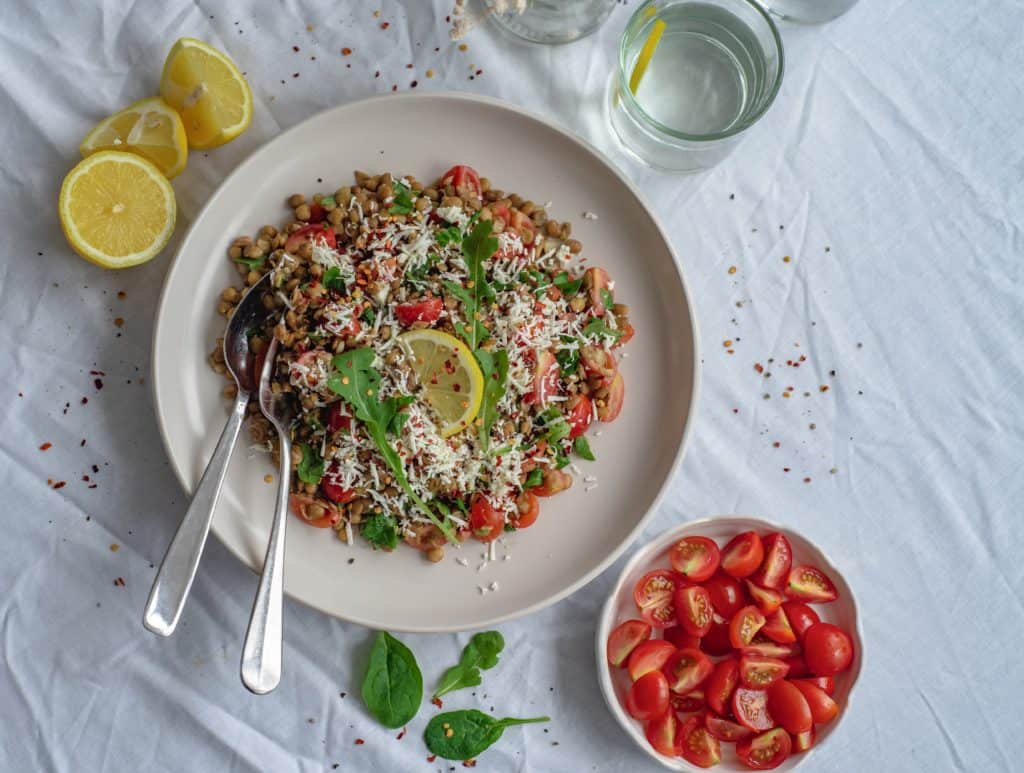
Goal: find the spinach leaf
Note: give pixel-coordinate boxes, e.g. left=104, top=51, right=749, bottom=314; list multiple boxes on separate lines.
left=554, top=452, right=570, bottom=469
left=432, top=631, right=505, bottom=700
left=388, top=181, right=415, bottom=215
left=523, top=467, right=544, bottom=489
left=296, top=443, right=324, bottom=484
left=362, top=631, right=423, bottom=728
left=322, top=266, right=345, bottom=291
left=538, top=407, right=570, bottom=445
left=444, top=219, right=498, bottom=350
left=553, top=271, right=583, bottom=296
left=361, top=512, right=399, bottom=550
left=600, top=287, right=615, bottom=310
left=582, top=317, right=623, bottom=342
left=424, top=710, right=549, bottom=761
left=555, top=336, right=579, bottom=373
left=573, top=435, right=596, bottom=461
left=474, top=349, right=509, bottom=450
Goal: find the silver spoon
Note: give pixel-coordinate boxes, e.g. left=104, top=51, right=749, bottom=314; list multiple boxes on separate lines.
left=240, top=334, right=295, bottom=694
left=144, top=273, right=273, bottom=637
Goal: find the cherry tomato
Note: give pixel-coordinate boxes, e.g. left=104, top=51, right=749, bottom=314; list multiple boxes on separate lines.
left=289, top=493, right=339, bottom=528
left=730, top=606, right=766, bottom=649
left=803, top=623, right=854, bottom=676
left=524, top=350, right=559, bottom=405
left=705, top=658, right=740, bottom=716
left=678, top=714, right=722, bottom=769
left=584, top=267, right=612, bottom=316
left=766, top=680, right=813, bottom=734
left=794, top=676, right=835, bottom=696
left=785, top=565, right=838, bottom=603
left=751, top=533, right=793, bottom=590
left=512, top=490, right=540, bottom=528
left=633, top=570, right=678, bottom=629
left=394, top=297, right=443, bottom=326
left=745, top=580, right=784, bottom=615
left=790, top=679, right=839, bottom=723
left=285, top=223, right=336, bottom=253
left=509, top=210, right=537, bottom=245
left=662, top=648, right=713, bottom=694
left=469, top=493, right=504, bottom=542
left=627, top=639, right=677, bottom=682
left=307, top=202, right=326, bottom=223
left=614, top=321, right=635, bottom=348
left=720, top=531, right=764, bottom=578
left=441, top=165, right=482, bottom=198
left=327, top=404, right=352, bottom=433
left=701, top=621, right=734, bottom=656
left=626, top=670, right=670, bottom=721
left=792, top=727, right=815, bottom=754
left=645, top=711, right=680, bottom=757
left=761, top=608, right=796, bottom=644
left=782, top=654, right=811, bottom=678
left=580, top=344, right=617, bottom=387
left=704, top=572, right=747, bottom=618
left=565, top=394, right=593, bottom=438
left=736, top=727, right=792, bottom=770
left=732, top=687, right=774, bottom=732
left=664, top=627, right=700, bottom=650
left=739, top=654, right=789, bottom=689
left=607, top=619, right=652, bottom=667
left=704, top=712, right=754, bottom=743
left=321, top=470, right=356, bottom=505
left=671, top=690, right=706, bottom=713
left=781, top=601, right=820, bottom=641
left=533, top=468, right=572, bottom=497
left=597, top=372, right=625, bottom=422
left=742, top=640, right=796, bottom=659
left=675, top=586, right=714, bottom=637
left=670, top=536, right=721, bottom=582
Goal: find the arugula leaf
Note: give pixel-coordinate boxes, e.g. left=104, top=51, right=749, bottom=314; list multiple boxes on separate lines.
left=523, top=467, right=544, bottom=489
left=445, top=219, right=498, bottom=350
left=474, top=349, right=509, bottom=450
left=432, top=631, right=505, bottom=700
left=600, top=287, right=615, bottom=310
left=362, top=512, right=399, bottom=550
left=328, top=348, right=456, bottom=543
left=388, top=181, right=415, bottom=215
left=296, top=443, right=324, bottom=484
left=360, top=305, right=377, bottom=325
left=555, top=336, right=579, bottom=372
left=573, top=435, right=596, bottom=461
left=322, top=266, right=346, bottom=291
left=583, top=317, right=624, bottom=342
left=553, top=271, right=583, bottom=295
left=362, top=631, right=423, bottom=729
left=232, top=255, right=266, bottom=271
left=405, top=253, right=440, bottom=285
left=424, top=710, right=548, bottom=761
left=435, top=225, right=462, bottom=247
left=539, top=407, right=571, bottom=445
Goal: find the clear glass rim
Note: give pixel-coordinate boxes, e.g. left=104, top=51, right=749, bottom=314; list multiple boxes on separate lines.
left=617, top=0, right=786, bottom=143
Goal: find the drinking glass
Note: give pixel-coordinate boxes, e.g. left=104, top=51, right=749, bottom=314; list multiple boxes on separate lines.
left=762, top=0, right=859, bottom=24
left=607, top=0, right=784, bottom=173
left=487, top=0, right=619, bottom=45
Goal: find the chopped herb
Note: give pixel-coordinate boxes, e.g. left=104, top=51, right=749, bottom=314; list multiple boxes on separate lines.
left=539, top=408, right=570, bottom=445
left=523, top=468, right=544, bottom=489
left=360, top=306, right=377, bottom=324
left=573, top=435, right=596, bottom=461
left=600, top=287, right=615, bottom=310
left=296, top=443, right=324, bottom=484
left=388, top=181, right=415, bottom=215
left=555, top=337, right=579, bottom=372
left=232, top=255, right=266, bottom=271
left=320, top=195, right=336, bottom=208
left=432, top=631, right=505, bottom=699
left=474, top=349, right=509, bottom=450
left=435, top=225, right=462, bottom=247
left=362, top=512, right=399, bottom=550
left=553, top=271, right=583, bottom=295
left=503, top=523, right=517, bottom=532
left=582, top=317, right=623, bottom=342
left=554, top=452, right=570, bottom=470
left=323, top=266, right=346, bottom=290
left=304, top=412, right=324, bottom=431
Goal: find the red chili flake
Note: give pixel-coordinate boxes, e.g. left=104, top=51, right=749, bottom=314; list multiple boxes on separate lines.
left=52, top=481, right=66, bottom=489
left=88, top=484, right=98, bottom=489
left=117, top=291, right=126, bottom=300
left=80, top=439, right=86, bottom=446
left=427, top=755, right=437, bottom=763
left=475, top=69, right=482, bottom=76
left=354, top=738, right=365, bottom=745
left=92, top=464, right=99, bottom=473
left=431, top=696, right=443, bottom=709
left=374, top=70, right=381, bottom=78
left=410, top=80, right=418, bottom=88
left=754, top=363, right=764, bottom=374
left=380, top=21, right=390, bottom=29
left=81, top=397, right=88, bottom=404
left=463, top=762, right=477, bottom=769
left=39, top=442, right=52, bottom=451
left=293, top=72, right=300, bottom=78
left=114, top=317, right=124, bottom=328
left=83, top=475, right=90, bottom=482
left=114, top=577, right=126, bottom=587
left=90, top=370, right=105, bottom=376
left=732, top=408, right=738, bottom=414
left=773, top=442, right=780, bottom=448
left=396, top=728, right=406, bottom=740
left=293, top=45, right=300, bottom=52
left=391, top=84, right=397, bottom=91
left=406, top=63, right=413, bottom=69
left=783, top=468, right=790, bottom=473
left=804, top=477, right=812, bottom=483
left=341, top=47, right=352, bottom=55
left=819, top=385, right=830, bottom=393
left=94, top=379, right=104, bottom=390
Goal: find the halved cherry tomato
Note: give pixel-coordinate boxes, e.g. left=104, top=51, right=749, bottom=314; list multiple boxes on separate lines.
left=607, top=619, right=652, bottom=667
left=736, top=727, right=791, bottom=770
left=289, top=493, right=339, bottom=528
left=645, top=711, right=680, bottom=757
left=720, top=530, right=764, bottom=578
left=307, top=202, right=326, bottom=223
left=745, top=580, right=784, bottom=614
left=321, top=469, right=356, bottom=505
left=794, top=676, right=835, bottom=696
left=766, top=680, right=813, bottom=734
left=701, top=621, right=734, bottom=656
left=785, top=565, right=838, bottom=603
left=742, top=640, right=796, bottom=659
left=704, top=712, right=754, bottom=743
left=597, top=372, right=625, bottom=422
left=584, top=267, right=612, bottom=316
left=627, top=639, right=677, bottom=681
left=790, top=679, right=839, bottom=723
left=664, top=627, right=700, bottom=650
left=782, top=654, right=811, bottom=678
left=729, top=605, right=766, bottom=649
left=469, top=493, right=504, bottom=542
left=705, top=658, right=740, bottom=716
left=626, top=670, right=670, bottom=721
left=792, top=727, right=816, bottom=754
left=524, top=350, right=559, bottom=405
left=671, top=689, right=705, bottom=713
left=565, top=394, right=593, bottom=438
left=633, top=570, right=678, bottom=629
left=739, top=654, right=789, bottom=689
left=285, top=223, right=336, bottom=253
left=533, top=468, right=572, bottom=497
left=394, top=297, right=443, bottom=326
left=614, top=321, right=635, bottom=348
left=662, top=648, right=713, bottom=694
left=512, top=490, right=540, bottom=528
left=704, top=572, right=747, bottom=618
left=670, top=536, right=721, bottom=582
left=781, top=601, right=820, bottom=641
left=803, top=622, right=854, bottom=676
left=678, top=714, right=722, bottom=769
left=510, top=210, right=537, bottom=245
left=751, top=532, right=792, bottom=590
left=441, top=165, right=482, bottom=199
left=580, top=344, right=617, bottom=387
left=732, top=687, right=774, bottom=732
left=675, top=586, right=714, bottom=638
left=327, top=404, right=352, bottom=433
left=761, top=607, right=796, bottom=644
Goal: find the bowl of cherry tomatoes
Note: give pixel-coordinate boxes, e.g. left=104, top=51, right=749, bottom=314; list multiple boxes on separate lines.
left=595, top=516, right=862, bottom=771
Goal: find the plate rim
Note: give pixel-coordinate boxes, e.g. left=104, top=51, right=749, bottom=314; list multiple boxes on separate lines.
left=151, top=90, right=703, bottom=632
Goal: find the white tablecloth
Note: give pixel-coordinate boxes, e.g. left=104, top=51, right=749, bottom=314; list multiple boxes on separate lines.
left=3, top=1, right=1021, bottom=770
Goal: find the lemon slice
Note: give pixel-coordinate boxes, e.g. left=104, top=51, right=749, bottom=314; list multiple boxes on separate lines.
left=79, top=97, right=188, bottom=178
left=160, top=38, right=252, bottom=149
left=398, top=330, right=484, bottom=438
left=629, top=18, right=667, bottom=94
left=59, top=150, right=176, bottom=269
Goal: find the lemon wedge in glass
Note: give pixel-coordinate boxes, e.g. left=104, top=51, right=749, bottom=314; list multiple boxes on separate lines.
left=397, top=329, right=484, bottom=437
left=79, top=97, right=188, bottom=178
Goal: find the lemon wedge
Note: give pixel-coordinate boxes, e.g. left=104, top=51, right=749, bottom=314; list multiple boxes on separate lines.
left=79, top=97, right=188, bottom=178
left=398, top=329, right=485, bottom=438
left=160, top=38, right=252, bottom=149
left=59, top=150, right=176, bottom=269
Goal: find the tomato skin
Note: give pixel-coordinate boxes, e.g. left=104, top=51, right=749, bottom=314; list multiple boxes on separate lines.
left=580, top=344, right=617, bottom=387
left=627, top=639, right=677, bottom=681
left=614, top=321, right=635, bottom=348
left=785, top=565, right=839, bottom=603
left=597, top=371, right=625, bottom=422
left=721, top=531, right=764, bottom=578
left=525, top=350, right=560, bottom=405
left=633, top=570, right=678, bottom=629
left=671, top=690, right=706, bottom=714
left=565, top=394, right=593, bottom=438
left=704, top=572, right=747, bottom=618
left=792, top=727, right=815, bottom=754
left=790, top=680, right=839, bottom=723
left=751, top=533, right=793, bottom=590
left=678, top=714, right=722, bottom=769
left=705, top=712, right=754, bottom=742
left=441, top=165, right=482, bottom=198
left=607, top=619, right=652, bottom=667
left=394, top=297, right=443, bottom=326
left=510, top=210, right=537, bottom=245
left=626, top=670, right=671, bottom=721
left=701, top=621, right=734, bottom=656
left=732, top=687, right=774, bottom=732
left=675, top=586, right=714, bottom=637
left=469, top=493, right=504, bottom=542
left=663, top=627, right=700, bottom=650
left=794, top=676, right=835, bottom=696
left=705, top=658, right=740, bottom=716
left=782, top=654, right=811, bottom=678
left=512, top=490, right=540, bottom=528
left=736, top=727, right=792, bottom=770
left=745, top=580, right=784, bottom=614
left=285, top=223, right=336, bottom=253
left=289, top=494, right=340, bottom=529
left=742, top=640, right=796, bottom=659
left=761, top=607, right=797, bottom=644
left=321, top=480, right=355, bottom=505
left=739, top=654, right=789, bottom=689
left=644, top=711, right=680, bottom=757
left=766, top=680, right=813, bottom=734
left=327, top=404, right=352, bottom=433
left=670, top=536, right=721, bottom=582
left=662, top=648, right=713, bottom=694
left=584, top=267, right=612, bottom=316
left=533, top=468, right=572, bottom=497
left=781, top=601, right=820, bottom=641
left=803, top=623, right=854, bottom=676
left=730, top=605, right=767, bottom=649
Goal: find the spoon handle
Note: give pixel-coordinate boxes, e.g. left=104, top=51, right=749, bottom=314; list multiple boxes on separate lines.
left=143, top=389, right=250, bottom=637
left=240, top=430, right=292, bottom=694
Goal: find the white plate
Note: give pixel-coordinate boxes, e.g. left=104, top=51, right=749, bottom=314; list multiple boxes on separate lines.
left=152, top=92, right=699, bottom=632
left=595, top=517, right=864, bottom=771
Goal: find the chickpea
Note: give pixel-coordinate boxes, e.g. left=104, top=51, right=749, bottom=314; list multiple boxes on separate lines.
left=221, top=286, right=239, bottom=302
left=287, top=193, right=305, bottom=208
left=427, top=547, right=444, bottom=563
left=294, top=203, right=312, bottom=221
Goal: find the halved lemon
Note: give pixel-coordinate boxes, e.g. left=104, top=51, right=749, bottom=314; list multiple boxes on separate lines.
left=398, top=330, right=484, bottom=438
left=160, top=38, right=252, bottom=149
left=79, top=97, right=188, bottom=178
left=59, top=150, right=176, bottom=269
